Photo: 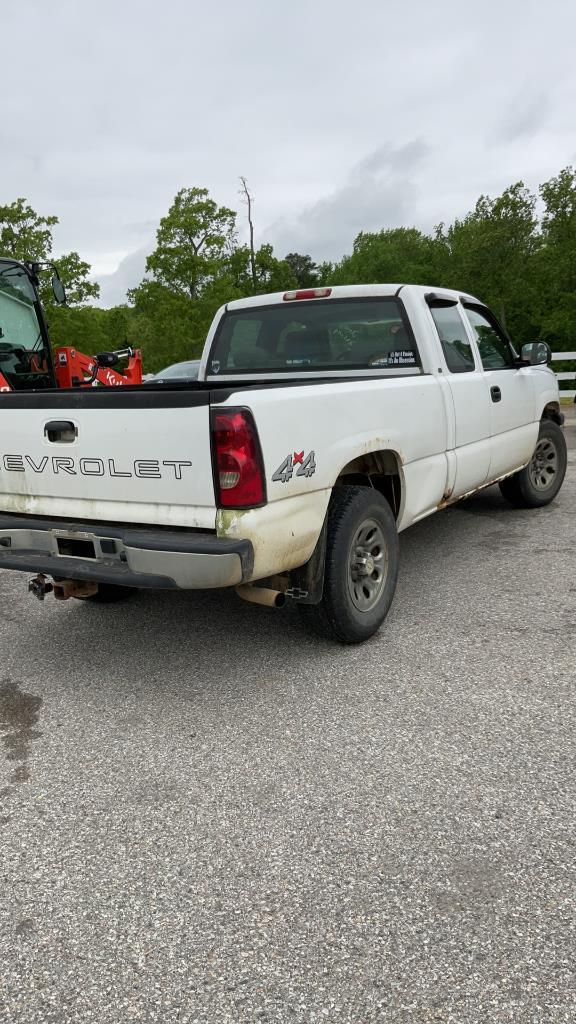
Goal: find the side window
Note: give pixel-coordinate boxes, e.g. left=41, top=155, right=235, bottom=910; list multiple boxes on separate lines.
left=464, top=307, right=515, bottom=370
left=429, top=304, right=476, bottom=373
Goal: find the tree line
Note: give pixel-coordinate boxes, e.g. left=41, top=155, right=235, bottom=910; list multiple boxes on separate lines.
left=1, top=167, right=575, bottom=379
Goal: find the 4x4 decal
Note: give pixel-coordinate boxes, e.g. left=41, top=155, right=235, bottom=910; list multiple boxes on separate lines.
left=272, top=451, right=316, bottom=483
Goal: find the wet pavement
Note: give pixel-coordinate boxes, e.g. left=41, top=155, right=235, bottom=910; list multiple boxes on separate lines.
left=0, top=409, right=574, bottom=1023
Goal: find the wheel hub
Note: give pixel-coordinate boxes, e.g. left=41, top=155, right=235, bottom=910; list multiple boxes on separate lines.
left=348, top=518, right=389, bottom=613
left=354, top=553, right=375, bottom=576
left=528, top=437, right=558, bottom=491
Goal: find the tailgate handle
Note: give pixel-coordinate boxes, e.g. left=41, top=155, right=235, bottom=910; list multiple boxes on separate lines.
left=44, top=420, right=78, bottom=443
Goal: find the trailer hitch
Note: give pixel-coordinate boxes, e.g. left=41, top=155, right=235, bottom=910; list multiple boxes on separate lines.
left=28, top=574, right=53, bottom=601
left=52, top=579, right=99, bottom=601
left=28, top=575, right=99, bottom=601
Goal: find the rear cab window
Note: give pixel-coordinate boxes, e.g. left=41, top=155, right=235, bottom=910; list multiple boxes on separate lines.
left=207, top=298, right=422, bottom=377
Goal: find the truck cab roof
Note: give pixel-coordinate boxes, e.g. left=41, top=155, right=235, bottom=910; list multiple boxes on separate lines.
left=225, top=283, right=480, bottom=311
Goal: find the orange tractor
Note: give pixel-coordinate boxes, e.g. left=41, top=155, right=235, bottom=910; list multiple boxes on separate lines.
left=0, top=258, right=142, bottom=392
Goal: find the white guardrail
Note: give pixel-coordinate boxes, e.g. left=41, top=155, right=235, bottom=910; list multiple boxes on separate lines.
left=552, top=351, right=576, bottom=399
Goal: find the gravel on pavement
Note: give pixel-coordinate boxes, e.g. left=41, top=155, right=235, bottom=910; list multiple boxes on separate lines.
left=0, top=409, right=575, bottom=1023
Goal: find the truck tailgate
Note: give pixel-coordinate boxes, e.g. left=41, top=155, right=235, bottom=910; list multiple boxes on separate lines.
left=0, top=389, right=217, bottom=529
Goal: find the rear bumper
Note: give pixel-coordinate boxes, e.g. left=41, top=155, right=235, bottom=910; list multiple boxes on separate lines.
left=0, top=514, right=253, bottom=590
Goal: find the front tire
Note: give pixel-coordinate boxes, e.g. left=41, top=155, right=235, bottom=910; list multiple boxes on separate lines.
left=298, top=485, right=399, bottom=644
left=499, top=420, right=567, bottom=508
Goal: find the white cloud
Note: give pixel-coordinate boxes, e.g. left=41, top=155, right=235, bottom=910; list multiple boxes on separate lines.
left=491, top=93, right=551, bottom=146
left=265, top=140, right=429, bottom=261
left=96, top=245, right=151, bottom=307
left=3, top=0, right=573, bottom=289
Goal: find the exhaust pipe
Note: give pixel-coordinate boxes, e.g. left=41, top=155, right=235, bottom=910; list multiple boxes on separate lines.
left=235, top=585, right=286, bottom=608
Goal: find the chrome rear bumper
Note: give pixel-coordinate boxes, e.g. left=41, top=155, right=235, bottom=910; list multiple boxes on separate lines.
left=0, top=514, right=253, bottom=589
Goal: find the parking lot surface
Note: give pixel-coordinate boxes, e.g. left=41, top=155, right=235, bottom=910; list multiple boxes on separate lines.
left=1, top=411, right=575, bottom=1023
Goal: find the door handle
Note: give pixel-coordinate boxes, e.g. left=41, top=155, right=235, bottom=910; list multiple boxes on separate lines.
left=44, top=420, right=77, bottom=443
left=490, top=386, right=502, bottom=403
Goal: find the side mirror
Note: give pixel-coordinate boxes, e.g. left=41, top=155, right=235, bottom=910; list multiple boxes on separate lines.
left=51, top=274, right=67, bottom=306
left=520, top=341, right=551, bottom=366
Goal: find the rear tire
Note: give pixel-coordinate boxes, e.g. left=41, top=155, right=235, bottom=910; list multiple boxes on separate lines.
left=499, top=420, right=567, bottom=508
left=77, top=583, right=135, bottom=604
left=297, top=485, right=399, bottom=644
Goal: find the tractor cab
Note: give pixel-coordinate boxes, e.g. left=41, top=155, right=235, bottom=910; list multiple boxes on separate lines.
left=0, top=257, right=142, bottom=391
left=0, top=258, right=57, bottom=391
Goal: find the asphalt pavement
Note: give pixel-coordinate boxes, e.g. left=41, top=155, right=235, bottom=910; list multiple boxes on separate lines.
left=1, top=411, right=575, bottom=1023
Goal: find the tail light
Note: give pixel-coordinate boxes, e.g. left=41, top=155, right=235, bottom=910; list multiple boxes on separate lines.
left=283, top=287, right=332, bottom=301
left=211, top=408, right=266, bottom=508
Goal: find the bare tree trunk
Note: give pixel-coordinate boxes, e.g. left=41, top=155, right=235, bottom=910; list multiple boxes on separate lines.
left=239, top=176, right=256, bottom=289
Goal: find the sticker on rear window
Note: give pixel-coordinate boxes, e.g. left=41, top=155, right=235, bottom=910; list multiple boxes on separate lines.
left=387, top=350, right=416, bottom=365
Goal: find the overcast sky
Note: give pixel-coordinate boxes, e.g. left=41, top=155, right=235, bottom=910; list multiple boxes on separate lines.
left=3, top=0, right=575, bottom=304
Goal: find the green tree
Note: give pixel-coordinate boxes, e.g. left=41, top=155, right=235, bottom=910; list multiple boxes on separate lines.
left=0, top=198, right=57, bottom=261
left=331, top=227, right=443, bottom=287
left=52, top=251, right=100, bottom=305
left=146, top=187, right=238, bottom=300
left=127, top=280, right=207, bottom=372
left=46, top=305, right=111, bottom=352
left=0, top=198, right=98, bottom=314
left=129, top=181, right=304, bottom=371
left=102, top=306, right=131, bottom=349
left=316, top=260, right=336, bottom=286
left=533, top=167, right=576, bottom=345
left=436, top=182, right=539, bottom=334
left=284, top=253, right=319, bottom=288
left=253, top=244, right=295, bottom=292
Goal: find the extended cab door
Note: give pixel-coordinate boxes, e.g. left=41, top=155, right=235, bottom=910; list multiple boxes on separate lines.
left=461, top=304, right=536, bottom=480
left=426, top=297, right=491, bottom=498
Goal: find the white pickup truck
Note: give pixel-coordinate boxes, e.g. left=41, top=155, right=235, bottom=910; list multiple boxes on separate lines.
left=0, top=267, right=567, bottom=642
